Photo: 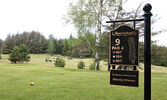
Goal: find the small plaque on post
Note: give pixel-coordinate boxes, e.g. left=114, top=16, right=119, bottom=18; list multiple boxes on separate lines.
left=110, top=70, right=139, bottom=87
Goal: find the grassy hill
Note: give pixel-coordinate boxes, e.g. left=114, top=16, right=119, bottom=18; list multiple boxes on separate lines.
left=0, top=54, right=167, bottom=100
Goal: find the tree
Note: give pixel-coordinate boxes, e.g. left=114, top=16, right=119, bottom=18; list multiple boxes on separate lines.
left=8, top=44, right=31, bottom=63
left=56, top=39, right=64, bottom=55
left=47, top=41, right=56, bottom=55
left=3, top=34, right=15, bottom=54
left=19, top=44, right=31, bottom=63
left=66, top=0, right=124, bottom=70
left=3, top=31, right=48, bottom=54
left=28, top=31, right=47, bottom=53
left=98, top=32, right=109, bottom=61
left=8, top=46, right=20, bottom=63
left=151, top=43, right=167, bottom=67
left=62, top=39, right=69, bottom=56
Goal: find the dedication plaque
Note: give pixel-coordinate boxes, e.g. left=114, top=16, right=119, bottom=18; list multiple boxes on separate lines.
left=110, top=70, right=139, bottom=87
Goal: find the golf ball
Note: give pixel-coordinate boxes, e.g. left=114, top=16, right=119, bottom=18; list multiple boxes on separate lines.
left=30, top=82, right=34, bottom=85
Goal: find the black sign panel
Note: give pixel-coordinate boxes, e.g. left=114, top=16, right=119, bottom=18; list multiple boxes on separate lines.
left=109, top=25, right=139, bottom=66
left=110, top=70, right=139, bottom=87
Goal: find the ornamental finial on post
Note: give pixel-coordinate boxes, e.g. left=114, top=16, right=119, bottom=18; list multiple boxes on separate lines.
left=143, top=3, right=152, bottom=15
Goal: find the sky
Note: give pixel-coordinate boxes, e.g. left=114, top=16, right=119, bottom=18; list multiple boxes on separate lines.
left=0, top=0, right=167, bottom=46
left=0, top=0, right=76, bottom=40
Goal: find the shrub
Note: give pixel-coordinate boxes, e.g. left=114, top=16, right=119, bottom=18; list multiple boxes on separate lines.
left=54, top=57, right=65, bottom=67
left=77, top=61, right=85, bottom=69
left=89, top=62, right=95, bottom=70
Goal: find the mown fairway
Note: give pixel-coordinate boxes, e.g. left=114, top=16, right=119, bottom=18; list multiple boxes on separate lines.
left=0, top=54, right=167, bottom=100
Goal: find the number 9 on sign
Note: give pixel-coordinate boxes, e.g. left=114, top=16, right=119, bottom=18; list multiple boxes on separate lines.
left=115, top=38, right=120, bottom=46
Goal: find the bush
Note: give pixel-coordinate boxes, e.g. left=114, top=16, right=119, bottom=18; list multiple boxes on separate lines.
left=77, top=61, right=85, bottom=69
left=54, top=57, right=65, bottom=67
left=89, top=62, right=95, bottom=70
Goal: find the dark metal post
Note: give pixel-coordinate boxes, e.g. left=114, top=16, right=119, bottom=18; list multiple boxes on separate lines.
left=143, top=4, right=152, bottom=100
left=133, top=21, right=136, bottom=71
left=112, top=22, right=115, bottom=69
left=133, top=66, right=136, bottom=70
left=133, top=21, right=136, bottom=29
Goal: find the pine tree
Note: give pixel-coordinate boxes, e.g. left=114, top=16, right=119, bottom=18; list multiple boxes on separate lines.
left=8, top=44, right=31, bottom=63
left=19, top=44, right=31, bottom=63
left=8, top=46, right=20, bottom=63
left=47, top=41, right=56, bottom=55
left=62, top=39, right=68, bottom=56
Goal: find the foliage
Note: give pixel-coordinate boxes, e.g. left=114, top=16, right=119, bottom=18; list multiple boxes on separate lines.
left=8, top=46, right=21, bottom=63
left=71, top=32, right=96, bottom=58
left=47, top=41, right=56, bottom=55
left=54, top=57, right=65, bottom=67
left=151, top=44, right=167, bottom=67
left=89, top=61, right=95, bottom=70
left=139, top=42, right=167, bottom=67
left=27, top=31, right=47, bottom=53
left=8, top=44, right=31, bottom=63
left=62, top=39, right=69, bottom=56
left=52, top=39, right=64, bottom=55
left=3, top=31, right=48, bottom=54
left=0, top=53, right=1, bottom=60
left=77, top=61, right=85, bottom=69
left=19, top=44, right=31, bottom=63
left=65, top=0, right=126, bottom=70
left=98, top=32, right=109, bottom=61
left=3, top=34, right=15, bottom=54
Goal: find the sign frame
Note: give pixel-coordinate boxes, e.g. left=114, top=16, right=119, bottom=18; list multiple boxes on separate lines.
left=109, top=24, right=139, bottom=66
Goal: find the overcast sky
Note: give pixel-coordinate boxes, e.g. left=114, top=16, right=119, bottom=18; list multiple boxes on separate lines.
left=0, top=0, right=166, bottom=46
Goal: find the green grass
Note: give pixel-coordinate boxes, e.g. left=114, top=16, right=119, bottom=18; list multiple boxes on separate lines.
left=0, top=54, right=167, bottom=100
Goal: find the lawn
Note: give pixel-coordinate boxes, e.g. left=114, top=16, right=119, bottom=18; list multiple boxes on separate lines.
left=0, top=54, right=167, bottom=100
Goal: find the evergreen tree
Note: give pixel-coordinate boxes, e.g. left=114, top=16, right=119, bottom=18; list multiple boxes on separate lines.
left=8, top=46, right=20, bottom=63
left=62, top=39, right=69, bottom=56
left=8, top=44, right=31, bottom=63
left=19, top=44, right=31, bottom=63
left=3, top=34, right=15, bottom=54
left=47, top=41, right=56, bottom=55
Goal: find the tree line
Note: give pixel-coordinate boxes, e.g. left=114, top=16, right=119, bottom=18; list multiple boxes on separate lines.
left=0, top=31, right=96, bottom=57
left=0, top=30, right=167, bottom=67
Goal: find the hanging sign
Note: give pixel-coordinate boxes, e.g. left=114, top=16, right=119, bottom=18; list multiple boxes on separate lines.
left=109, top=25, right=139, bottom=66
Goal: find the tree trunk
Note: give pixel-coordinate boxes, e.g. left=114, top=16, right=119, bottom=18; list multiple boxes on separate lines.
left=95, top=0, right=103, bottom=70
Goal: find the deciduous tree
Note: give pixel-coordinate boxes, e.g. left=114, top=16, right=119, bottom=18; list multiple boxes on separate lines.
left=65, top=0, right=125, bottom=70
